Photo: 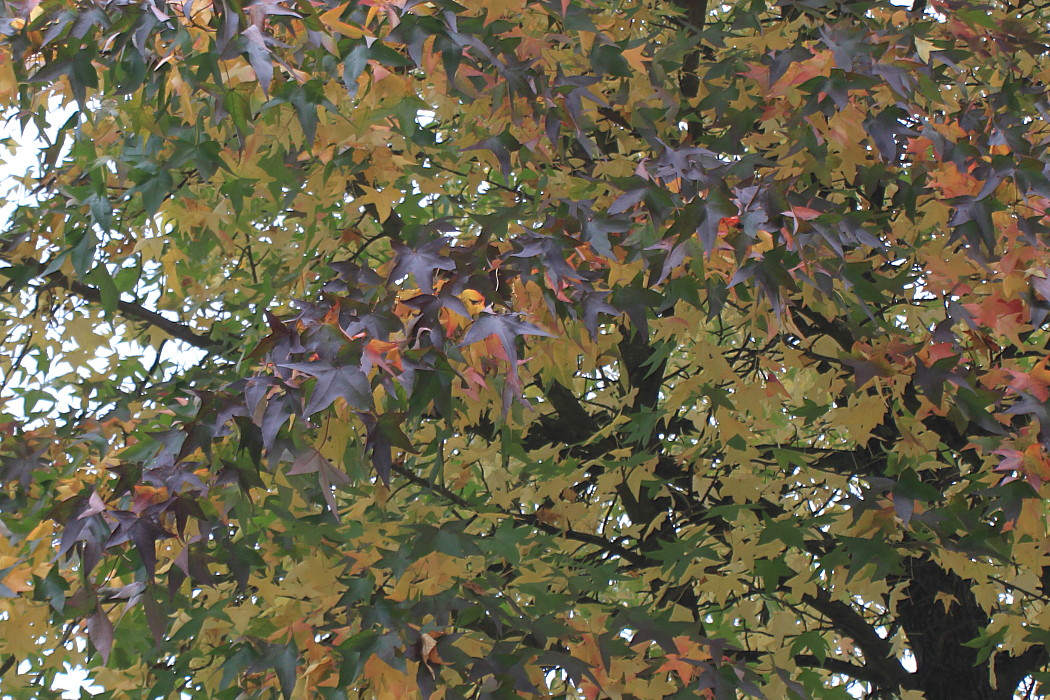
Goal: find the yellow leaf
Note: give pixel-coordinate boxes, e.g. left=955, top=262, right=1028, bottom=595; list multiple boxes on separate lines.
left=354, top=184, right=400, bottom=222
left=915, top=38, right=935, bottom=63
left=620, top=45, right=649, bottom=74
left=320, top=4, right=367, bottom=38
left=316, top=415, right=356, bottom=464
left=934, top=592, right=958, bottom=614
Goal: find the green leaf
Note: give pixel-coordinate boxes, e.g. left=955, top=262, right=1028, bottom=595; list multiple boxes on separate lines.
left=87, top=265, right=119, bottom=318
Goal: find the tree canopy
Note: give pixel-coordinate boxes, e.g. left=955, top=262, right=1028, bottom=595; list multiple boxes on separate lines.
left=1, top=0, right=1049, bottom=697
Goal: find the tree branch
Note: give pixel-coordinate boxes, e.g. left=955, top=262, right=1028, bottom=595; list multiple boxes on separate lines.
left=3, top=257, right=227, bottom=353
left=0, top=331, right=33, bottom=395
left=803, top=590, right=914, bottom=689
left=390, top=462, right=648, bottom=566
left=513, top=510, right=648, bottom=567
left=62, top=276, right=226, bottom=353
left=734, top=650, right=915, bottom=688
left=669, top=0, right=709, bottom=142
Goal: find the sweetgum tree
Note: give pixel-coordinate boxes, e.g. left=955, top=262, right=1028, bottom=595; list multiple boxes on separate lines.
left=0, top=0, right=1048, bottom=697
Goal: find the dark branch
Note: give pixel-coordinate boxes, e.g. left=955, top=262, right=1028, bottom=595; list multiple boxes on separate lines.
left=2, top=257, right=227, bottom=353
left=390, top=462, right=648, bottom=566
left=63, top=277, right=226, bottom=353
left=734, top=650, right=915, bottom=688
left=803, top=591, right=914, bottom=689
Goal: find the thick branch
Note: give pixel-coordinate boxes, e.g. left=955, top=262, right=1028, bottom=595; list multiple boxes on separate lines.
left=792, top=306, right=857, bottom=351
left=62, top=277, right=225, bottom=352
left=803, top=591, right=913, bottom=689
left=670, top=0, right=709, bottom=137
left=617, top=328, right=668, bottom=415
left=672, top=0, right=713, bottom=101
left=523, top=379, right=601, bottom=450
left=3, top=257, right=227, bottom=353
left=734, top=650, right=913, bottom=688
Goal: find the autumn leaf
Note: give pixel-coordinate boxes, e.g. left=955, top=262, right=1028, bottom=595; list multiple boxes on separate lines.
left=288, top=446, right=351, bottom=517
left=2, top=1, right=1049, bottom=699
left=458, top=312, right=554, bottom=365
left=281, top=361, right=373, bottom=416
left=389, top=240, right=456, bottom=295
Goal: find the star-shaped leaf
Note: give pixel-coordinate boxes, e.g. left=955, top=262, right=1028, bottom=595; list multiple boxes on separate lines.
left=390, top=240, right=456, bottom=294
left=281, top=361, right=373, bottom=416
left=458, top=312, right=554, bottom=366
left=288, top=446, right=351, bottom=519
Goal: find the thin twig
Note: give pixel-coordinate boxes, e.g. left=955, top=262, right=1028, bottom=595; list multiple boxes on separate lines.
left=0, top=332, right=33, bottom=395
left=389, top=462, right=649, bottom=566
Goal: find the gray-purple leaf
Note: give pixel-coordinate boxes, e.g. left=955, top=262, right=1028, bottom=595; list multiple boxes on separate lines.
left=289, top=446, right=351, bottom=518
left=390, top=240, right=456, bottom=294
left=463, top=136, right=512, bottom=179
left=609, top=188, right=646, bottom=216
left=281, top=362, right=372, bottom=416
left=259, top=392, right=299, bottom=451
left=143, top=594, right=167, bottom=645
left=242, top=25, right=274, bottom=95
left=581, top=292, right=619, bottom=340
left=1031, top=273, right=1050, bottom=302
left=87, top=607, right=114, bottom=664
left=458, top=313, right=554, bottom=366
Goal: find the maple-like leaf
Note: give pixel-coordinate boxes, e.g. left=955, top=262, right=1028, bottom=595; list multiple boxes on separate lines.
left=242, top=25, right=274, bottom=95
left=389, top=240, right=456, bottom=294
left=6, top=1, right=1050, bottom=698
left=103, top=511, right=173, bottom=579
left=281, top=361, right=373, bottom=416
left=0, top=444, right=46, bottom=487
left=86, top=607, right=114, bottom=665
left=356, top=412, right=417, bottom=486
left=288, top=446, right=351, bottom=518
left=580, top=291, right=619, bottom=340
left=458, top=312, right=554, bottom=363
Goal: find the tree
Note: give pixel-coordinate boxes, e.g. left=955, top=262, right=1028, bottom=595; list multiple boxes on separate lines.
left=0, top=0, right=1048, bottom=697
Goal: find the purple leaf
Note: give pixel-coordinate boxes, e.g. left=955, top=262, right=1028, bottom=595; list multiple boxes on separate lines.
left=143, top=594, right=167, bottom=645
left=463, top=136, right=513, bottom=178
left=581, top=292, right=619, bottom=340
left=390, top=240, right=456, bottom=294
left=357, top=413, right=389, bottom=486
left=281, top=361, right=372, bottom=416
left=242, top=26, right=274, bottom=95
left=459, top=313, right=554, bottom=366
left=646, top=239, right=689, bottom=286
left=87, top=607, right=114, bottom=664
left=78, top=491, right=107, bottom=519
left=609, top=188, right=646, bottom=216
left=287, top=447, right=324, bottom=476
left=103, top=512, right=173, bottom=580
left=1031, top=273, right=1050, bottom=302
left=892, top=492, right=914, bottom=524
left=259, top=393, right=298, bottom=451
left=0, top=444, right=47, bottom=487
left=289, top=447, right=351, bottom=518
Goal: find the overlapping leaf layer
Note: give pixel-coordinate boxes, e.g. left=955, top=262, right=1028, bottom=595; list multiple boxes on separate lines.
left=1, top=0, right=1049, bottom=697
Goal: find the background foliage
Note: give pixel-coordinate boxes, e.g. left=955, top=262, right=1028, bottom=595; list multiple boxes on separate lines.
left=0, top=0, right=1049, bottom=697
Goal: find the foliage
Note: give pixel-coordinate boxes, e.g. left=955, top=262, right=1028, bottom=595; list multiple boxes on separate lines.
left=0, top=0, right=1049, bottom=698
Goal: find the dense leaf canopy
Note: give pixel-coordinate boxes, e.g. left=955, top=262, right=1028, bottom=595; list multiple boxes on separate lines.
left=1, top=0, right=1049, bottom=698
